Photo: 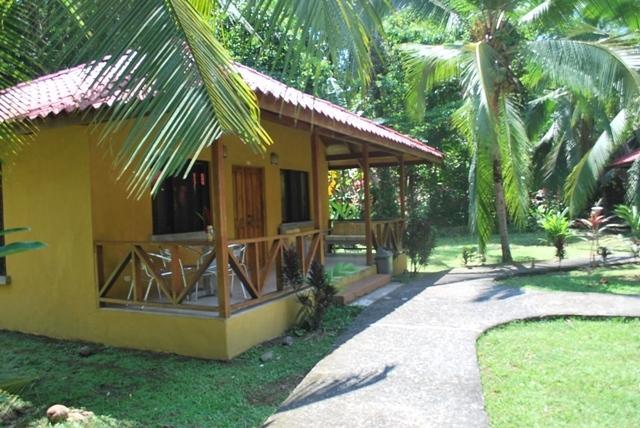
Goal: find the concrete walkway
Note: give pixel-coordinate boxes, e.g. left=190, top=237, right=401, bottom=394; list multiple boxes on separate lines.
left=265, top=259, right=640, bottom=427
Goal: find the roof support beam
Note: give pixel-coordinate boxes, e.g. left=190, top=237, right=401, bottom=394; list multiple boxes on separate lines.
left=326, top=151, right=392, bottom=162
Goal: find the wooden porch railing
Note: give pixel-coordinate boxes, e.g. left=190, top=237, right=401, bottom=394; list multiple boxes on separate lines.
left=93, top=229, right=324, bottom=315
left=328, top=218, right=405, bottom=254
left=227, top=229, right=323, bottom=311
left=94, top=240, right=219, bottom=312
left=371, top=218, right=405, bottom=253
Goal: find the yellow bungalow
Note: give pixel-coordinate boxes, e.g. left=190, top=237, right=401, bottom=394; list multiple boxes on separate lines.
left=0, top=63, right=442, bottom=360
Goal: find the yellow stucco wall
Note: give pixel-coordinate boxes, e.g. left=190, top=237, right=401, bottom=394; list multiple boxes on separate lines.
left=0, top=118, right=328, bottom=360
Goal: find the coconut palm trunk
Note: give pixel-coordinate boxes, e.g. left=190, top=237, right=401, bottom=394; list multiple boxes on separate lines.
left=493, top=159, right=513, bottom=263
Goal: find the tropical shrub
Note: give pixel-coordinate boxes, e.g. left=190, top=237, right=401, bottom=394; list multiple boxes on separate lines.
left=539, top=210, right=572, bottom=263
left=405, top=216, right=436, bottom=275
left=462, top=246, right=476, bottom=267
left=282, top=246, right=303, bottom=289
left=329, top=200, right=360, bottom=221
left=296, top=261, right=336, bottom=331
left=578, top=204, right=614, bottom=266
left=614, top=204, right=640, bottom=243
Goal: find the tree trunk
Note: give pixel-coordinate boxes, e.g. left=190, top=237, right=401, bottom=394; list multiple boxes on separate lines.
left=493, top=159, right=513, bottom=263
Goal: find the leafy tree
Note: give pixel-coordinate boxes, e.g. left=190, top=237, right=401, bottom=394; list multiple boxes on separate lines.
left=356, top=12, right=469, bottom=229
left=372, top=167, right=399, bottom=219
left=400, top=0, right=640, bottom=262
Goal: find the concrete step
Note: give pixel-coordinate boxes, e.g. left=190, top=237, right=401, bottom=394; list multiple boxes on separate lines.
left=335, top=273, right=392, bottom=305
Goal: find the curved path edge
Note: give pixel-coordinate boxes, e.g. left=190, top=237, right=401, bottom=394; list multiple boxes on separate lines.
left=265, top=259, right=640, bottom=428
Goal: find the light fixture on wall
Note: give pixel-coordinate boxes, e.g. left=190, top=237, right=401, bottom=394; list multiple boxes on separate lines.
left=223, top=145, right=228, bottom=158
left=270, top=152, right=279, bottom=166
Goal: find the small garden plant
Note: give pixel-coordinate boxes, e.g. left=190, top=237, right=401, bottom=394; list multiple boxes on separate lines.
left=282, top=245, right=303, bottom=288
left=462, top=246, right=476, bottom=267
left=578, top=203, right=614, bottom=266
left=405, top=216, right=436, bottom=275
left=539, top=209, right=571, bottom=263
left=296, top=261, right=337, bottom=331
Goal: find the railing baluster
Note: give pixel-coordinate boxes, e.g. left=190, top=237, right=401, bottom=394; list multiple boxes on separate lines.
left=132, top=250, right=143, bottom=302
left=169, top=245, right=182, bottom=300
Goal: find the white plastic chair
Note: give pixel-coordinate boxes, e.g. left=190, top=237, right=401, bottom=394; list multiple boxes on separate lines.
left=198, top=244, right=249, bottom=300
left=127, top=249, right=189, bottom=303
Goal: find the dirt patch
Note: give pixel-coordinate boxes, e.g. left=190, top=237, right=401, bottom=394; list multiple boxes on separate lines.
left=245, top=374, right=305, bottom=406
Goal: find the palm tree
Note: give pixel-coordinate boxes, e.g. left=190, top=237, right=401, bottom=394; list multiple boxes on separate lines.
left=400, top=0, right=640, bottom=262
left=2, top=0, right=383, bottom=196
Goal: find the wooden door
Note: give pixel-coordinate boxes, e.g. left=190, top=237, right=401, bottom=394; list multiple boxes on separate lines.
left=232, top=166, right=266, bottom=240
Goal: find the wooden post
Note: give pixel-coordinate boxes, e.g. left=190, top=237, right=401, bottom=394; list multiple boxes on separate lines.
left=399, top=156, right=406, bottom=220
left=212, top=140, right=230, bottom=317
left=363, top=144, right=373, bottom=265
left=311, top=131, right=326, bottom=264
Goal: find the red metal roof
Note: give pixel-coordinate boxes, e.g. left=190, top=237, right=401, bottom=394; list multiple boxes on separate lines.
left=611, top=148, right=640, bottom=168
left=0, top=60, right=442, bottom=160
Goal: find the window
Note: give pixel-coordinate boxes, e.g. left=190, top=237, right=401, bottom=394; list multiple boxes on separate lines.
left=152, top=161, right=211, bottom=235
left=281, top=169, right=310, bottom=223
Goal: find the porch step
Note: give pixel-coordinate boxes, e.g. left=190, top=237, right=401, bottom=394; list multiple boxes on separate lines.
left=335, top=273, right=392, bottom=306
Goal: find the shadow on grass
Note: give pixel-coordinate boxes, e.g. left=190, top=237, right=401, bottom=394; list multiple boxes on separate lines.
left=268, top=364, right=395, bottom=417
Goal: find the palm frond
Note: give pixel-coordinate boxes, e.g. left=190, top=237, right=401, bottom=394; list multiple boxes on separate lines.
left=392, top=0, right=474, bottom=30
left=564, top=108, right=630, bottom=215
left=56, top=0, right=271, bottom=196
left=0, top=241, right=46, bottom=257
left=527, top=38, right=640, bottom=106
left=241, top=0, right=384, bottom=87
left=582, top=0, right=640, bottom=31
left=498, top=96, right=531, bottom=226
left=467, top=132, right=495, bottom=254
left=399, top=42, right=463, bottom=119
left=0, top=1, right=40, bottom=157
left=519, top=0, right=640, bottom=30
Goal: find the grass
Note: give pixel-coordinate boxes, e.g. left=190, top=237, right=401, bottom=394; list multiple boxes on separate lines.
left=478, top=317, right=640, bottom=428
left=0, top=306, right=361, bottom=427
left=499, top=264, right=640, bottom=295
left=421, top=232, right=633, bottom=273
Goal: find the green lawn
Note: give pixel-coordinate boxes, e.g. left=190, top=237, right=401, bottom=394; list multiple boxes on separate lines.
left=421, top=232, right=633, bottom=273
left=478, top=317, right=640, bottom=427
left=0, top=306, right=361, bottom=427
left=499, top=264, right=640, bottom=295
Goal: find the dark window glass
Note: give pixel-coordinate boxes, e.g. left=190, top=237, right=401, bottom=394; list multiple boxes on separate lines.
left=152, top=161, right=211, bottom=234
left=281, top=169, right=310, bottom=223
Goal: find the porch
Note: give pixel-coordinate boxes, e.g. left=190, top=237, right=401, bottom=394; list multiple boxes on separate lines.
left=93, top=225, right=398, bottom=318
